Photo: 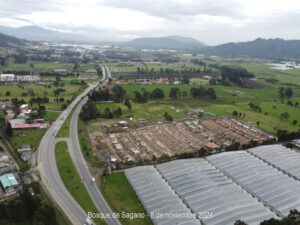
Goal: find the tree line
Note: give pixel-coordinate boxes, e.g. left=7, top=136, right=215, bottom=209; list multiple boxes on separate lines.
left=136, top=66, right=213, bottom=74
left=0, top=183, right=58, bottom=225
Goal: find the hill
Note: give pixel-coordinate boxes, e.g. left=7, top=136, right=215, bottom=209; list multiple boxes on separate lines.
left=122, top=36, right=206, bottom=50
left=203, top=38, right=300, bottom=60
left=0, top=25, right=87, bottom=42
left=0, top=32, right=31, bottom=47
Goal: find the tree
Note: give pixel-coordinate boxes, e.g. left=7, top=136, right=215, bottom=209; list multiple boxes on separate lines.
left=150, top=88, right=165, bottom=99
left=232, top=111, right=239, bottom=116
left=113, top=107, right=122, bottom=117
left=104, top=108, right=113, bottom=118
left=285, top=87, right=293, bottom=98
left=206, top=88, right=217, bottom=99
left=79, top=100, right=100, bottom=121
left=169, top=87, right=180, bottom=99
left=181, top=75, right=190, bottom=84
left=279, top=87, right=285, bottom=99
left=124, top=99, right=131, bottom=110
left=5, top=122, right=13, bottom=137
left=112, top=85, right=126, bottom=103
left=280, top=112, right=290, bottom=120
left=163, top=112, right=173, bottom=121
left=33, top=203, right=57, bottom=225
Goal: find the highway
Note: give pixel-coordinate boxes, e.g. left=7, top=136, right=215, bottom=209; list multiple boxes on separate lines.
left=38, top=65, right=118, bottom=225
left=68, top=66, right=121, bottom=225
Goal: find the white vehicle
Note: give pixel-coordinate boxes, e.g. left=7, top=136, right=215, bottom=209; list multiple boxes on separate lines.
left=84, top=217, right=93, bottom=225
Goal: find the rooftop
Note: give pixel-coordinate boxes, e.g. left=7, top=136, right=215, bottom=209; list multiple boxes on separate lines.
left=0, top=173, right=18, bottom=189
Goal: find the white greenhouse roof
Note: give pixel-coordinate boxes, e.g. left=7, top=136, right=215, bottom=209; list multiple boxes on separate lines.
left=207, top=151, right=300, bottom=217
left=125, top=166, right=201, bottom=225
left=248, top=144, right=300, bottom=180
left=156, top=158, right=277, bottom=225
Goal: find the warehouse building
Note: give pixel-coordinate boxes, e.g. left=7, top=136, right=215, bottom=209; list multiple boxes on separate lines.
left=0, top=173, right=18, bottom=190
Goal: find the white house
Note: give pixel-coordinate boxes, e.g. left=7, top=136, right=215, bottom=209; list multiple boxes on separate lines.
left=0, top=74, right=15, bottom=82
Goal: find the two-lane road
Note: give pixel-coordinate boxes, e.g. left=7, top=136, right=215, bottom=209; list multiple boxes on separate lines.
left=69, top=96, right=121, bottom=225
left=68, top=65, right=120, bottom=225
left=38, top=67, right=118, bottom=225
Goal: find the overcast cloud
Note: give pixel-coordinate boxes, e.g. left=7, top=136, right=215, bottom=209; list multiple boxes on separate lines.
left=0, top=0, right=300, bottom=45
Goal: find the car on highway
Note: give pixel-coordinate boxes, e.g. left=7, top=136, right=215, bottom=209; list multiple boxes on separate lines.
left=84, top=217, right=93, bottom=225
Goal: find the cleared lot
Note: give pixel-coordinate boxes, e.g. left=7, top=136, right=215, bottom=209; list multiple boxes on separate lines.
left=91, top=117, right=272, bottom=163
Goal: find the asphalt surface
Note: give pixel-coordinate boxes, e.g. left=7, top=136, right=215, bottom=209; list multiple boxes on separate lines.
left=68, top=66, right=121, bottom=225
left=38, top=66, right=117, bottom=225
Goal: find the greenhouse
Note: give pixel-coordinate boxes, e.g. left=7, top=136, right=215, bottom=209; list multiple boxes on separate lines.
left=157, top=158, right=277, bottom=225
left=125, top=165, right=201, bottom=225
left=248, top=144, right=300, bottom=180
left=207, top=151, right=300, bottom=216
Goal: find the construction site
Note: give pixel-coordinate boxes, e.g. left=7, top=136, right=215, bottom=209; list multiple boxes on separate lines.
left=89, top=117, right=274, bottom=163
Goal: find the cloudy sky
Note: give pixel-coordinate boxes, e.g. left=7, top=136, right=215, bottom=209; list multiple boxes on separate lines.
left=0, top=0, right=300, bottom=45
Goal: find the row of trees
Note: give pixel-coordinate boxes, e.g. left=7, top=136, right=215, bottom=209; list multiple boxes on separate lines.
left=279, top=87, right=293, bottom=99
left=248, top=102, right=262, bottom=112
left=79, top=100, right=123, bottom=121
left=190, top=87, right=217, bottom=99
left=89, top=85, right=217, bottom=105
left=219, top=66, right=255, bottom=86
left=136, top=67, right=213, bottom=74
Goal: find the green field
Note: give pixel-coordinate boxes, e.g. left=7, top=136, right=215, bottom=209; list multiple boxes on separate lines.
left=78, top=118, right=102, bottom=165
left=55, top=141, right=106, bottom=225
left=107, top=83, right=300, bottom=135
left=44, top=111, right=60, bottom=121
left=56, top=109, right=74, bottom=138
left=0, top=84, right=85, bottom=111
left=99, top=172, right=152, bottom=225
left=10, top=129, right=46, bottom=150
left=0, top=60, right=96, bottom=73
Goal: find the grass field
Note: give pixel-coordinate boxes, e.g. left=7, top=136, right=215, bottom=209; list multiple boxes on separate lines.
left=56, top=108, right=74, bottom=138
left=44, top=111, right=60, bottom=121
left=99, top=172, right=153, bottom=225
left=78, top=118, right=102, bottom=166
left=10, top=129, right=46, bottom=150
left=0, top=60, right=96, bottom=73
left=0, top=84, right=85, bottom=111
left=55, top=141, right=106, bottom=225
left=93, top=101, right=186, bottom=123
left=95, top=82, right=300, bottom=135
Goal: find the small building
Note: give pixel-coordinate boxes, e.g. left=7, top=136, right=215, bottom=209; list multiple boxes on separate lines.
left=0, top=74, right=15, bottom=82
left=20, top=104, right=31, bottom=115
left=0, top=101, right=13, bottom=109
left=0, top=173, right=18, bottom=190
left=18, top=145, right=32, bottom=153
left=203, top=75, right=212, bottom=80
left=13, top=123, right=40, bottom=129
left=205, top=142, right=220, bottom=149
left=54, top=69, right=67, bottom=73
left=157, top=78, right=168, bottom=83
left=115, top=80, right=129, bottom=85
left=86, top=69, right=97, bottom=73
